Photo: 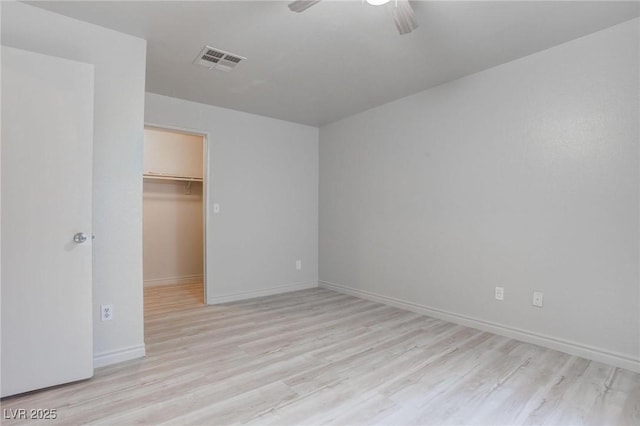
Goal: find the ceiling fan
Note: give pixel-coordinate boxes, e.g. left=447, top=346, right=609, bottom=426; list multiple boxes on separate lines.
left=288, top=0, right=418, bottom=35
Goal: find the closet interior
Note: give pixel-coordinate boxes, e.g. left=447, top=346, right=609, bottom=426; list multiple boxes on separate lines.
left=143, top=127, right=206, bottom=314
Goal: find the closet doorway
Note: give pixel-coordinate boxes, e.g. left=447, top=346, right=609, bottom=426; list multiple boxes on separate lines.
left=142, top=126, right=207, bottom=316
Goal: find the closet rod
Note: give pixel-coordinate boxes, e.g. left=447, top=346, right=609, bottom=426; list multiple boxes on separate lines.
left=143, top=173, right=203, bottom=183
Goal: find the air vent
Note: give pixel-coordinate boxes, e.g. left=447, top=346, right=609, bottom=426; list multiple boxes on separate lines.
left=193, top=46, right=246, bottom=72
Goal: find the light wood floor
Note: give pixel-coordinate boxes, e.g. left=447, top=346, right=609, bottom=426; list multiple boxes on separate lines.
left=2, top=284, right=639, bottom=425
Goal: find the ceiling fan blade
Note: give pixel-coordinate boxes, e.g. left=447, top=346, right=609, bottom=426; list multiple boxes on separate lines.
left=390, top=0, right=418, bottom=35
left=288, top=0, right=322, bottom=13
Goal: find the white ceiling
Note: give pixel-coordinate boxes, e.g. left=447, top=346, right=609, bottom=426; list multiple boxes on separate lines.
left=28, top=1, right=640, bottom=127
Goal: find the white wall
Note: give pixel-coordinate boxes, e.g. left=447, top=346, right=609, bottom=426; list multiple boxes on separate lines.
left=143, top=181, right=204, bottom=285
left=145, top=93, right=319, bottom=303
left=144, top=128, right=204, bottom=178
left=319, top=19, right=639, bottom=371
left=1, top=2, right=147, bottom=367
left=0, top=2, right=3, bottom=377
left=143, top=129, right=204, bottom=285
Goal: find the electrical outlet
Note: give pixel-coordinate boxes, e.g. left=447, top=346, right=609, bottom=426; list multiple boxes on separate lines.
left=296, top=260, right=302, bottom=270
left=101, top=304, right=113, bottom=321
left=495, top=287, right=504, bottom=301
left=533, top=291, right=544, bottom=308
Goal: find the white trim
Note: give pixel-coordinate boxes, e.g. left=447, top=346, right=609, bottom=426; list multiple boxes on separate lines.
left=208, top=282, right=318, bottom=304
left=144, top=121, right=210, bottom=303
left=144, top=122, right=209, bottom=138
left=202, top=131, right=209, bottom=304
left=319, top=280, right=640, bottom=373
left=143, top=274, right=204, bottom=287
left=93, top=344, right=146, bottom=369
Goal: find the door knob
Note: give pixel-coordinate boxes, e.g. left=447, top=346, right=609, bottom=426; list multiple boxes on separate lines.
left=73, top=232, right=88, bottom=243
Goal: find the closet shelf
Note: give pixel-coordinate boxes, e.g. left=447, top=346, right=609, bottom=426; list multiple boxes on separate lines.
left=143, top=173, right=203, bottom=183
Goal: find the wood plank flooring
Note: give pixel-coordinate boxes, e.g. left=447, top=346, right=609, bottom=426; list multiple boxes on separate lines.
left=144, top=282, right=204, bottom=316
left=2, top=285, right=638, bottom=425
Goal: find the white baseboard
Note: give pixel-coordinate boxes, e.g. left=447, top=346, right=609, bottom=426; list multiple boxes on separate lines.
left=208, top=281, right=318, bottom=304
left=319, top=280, right=640, bottom=373
left=93, top=344, right=146, bottom=369
left=144, top=274, right=204, bottom=287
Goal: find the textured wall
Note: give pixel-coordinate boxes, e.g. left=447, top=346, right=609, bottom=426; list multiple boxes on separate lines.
left=143, top=181, right=204, bottom=285
left=146, top=93, right=319, bottom=303
left=320, top=19, right=639, bottom=369
left=2, top=2, right=147, bottom=365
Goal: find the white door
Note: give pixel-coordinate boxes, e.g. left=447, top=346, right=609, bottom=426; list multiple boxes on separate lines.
left=1, top=47, right=94, bottom=397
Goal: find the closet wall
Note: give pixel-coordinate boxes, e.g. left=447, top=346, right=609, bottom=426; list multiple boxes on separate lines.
left=143, top=128, right=204, bottom=286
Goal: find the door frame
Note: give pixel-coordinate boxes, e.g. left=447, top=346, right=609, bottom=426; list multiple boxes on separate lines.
left=143, top=122, right=211, bottom=304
